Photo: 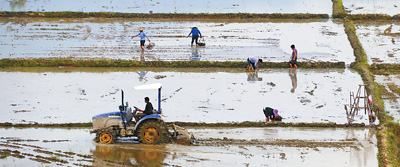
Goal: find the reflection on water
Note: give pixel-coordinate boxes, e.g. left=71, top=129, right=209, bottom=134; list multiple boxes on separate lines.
left=190, top=47, right=201, bottom=61
left=346, top=128, right=377, bottom=167
left=246, top=71, right=262, bottom=82
left=140, top=49, right=145, bottom=61
left=137, top=71, right=148, bottom=82
left=8, top=0, right=27, bottom=10
left=289, top=69, right=297, bottom=93
left=93, top=144, right=167, bottom=167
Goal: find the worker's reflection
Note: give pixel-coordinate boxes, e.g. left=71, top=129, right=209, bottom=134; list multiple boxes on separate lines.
left=190, top=47, right=201, bottom=61
left=140, top=49, right=145, bottom=61
left=289, top=69, right=297, bottom=93
left=247, top=71, right=262, bottom=82
left=137, top=71, right=148, bottom=82
left=93, top=144, right=167, bottom=167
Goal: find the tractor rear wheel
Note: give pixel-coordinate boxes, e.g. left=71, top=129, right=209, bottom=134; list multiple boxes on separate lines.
left=137, top=120, right=170, bottom=144
left=96, top=129, right=116, bottom=144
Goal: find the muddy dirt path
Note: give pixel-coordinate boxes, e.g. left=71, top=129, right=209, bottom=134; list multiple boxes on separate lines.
left=0, top=127, right=377, bottom=167
left=0, top=18, right=354, bottom=64
left=0, top=67, right=372, bottom=124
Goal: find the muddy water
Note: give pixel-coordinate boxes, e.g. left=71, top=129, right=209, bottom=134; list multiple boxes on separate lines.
left=0, top=67, right=373, bottom=124
left=343, top=0, right=400, bottom=16
left=0, top=127, right=377, bottom=167
left=355, top=20, right=400, bottom=64
left=0, top=0, right=332, bottom=14
left=0, top=18, right=355, bottom=64
left=374, top=72, right=400, bottom=123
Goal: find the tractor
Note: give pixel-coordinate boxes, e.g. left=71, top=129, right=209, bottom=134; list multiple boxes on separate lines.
left=90, top=83, right=194, bottom=144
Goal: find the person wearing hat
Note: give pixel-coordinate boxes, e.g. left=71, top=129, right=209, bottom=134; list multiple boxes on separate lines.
left=263, top=107, right=279, bottom=122
left=187, top=25, right=202, bottom=47
left=289, top=44, right=297, bottom=69
left=132, top=27, right=150, bottom=50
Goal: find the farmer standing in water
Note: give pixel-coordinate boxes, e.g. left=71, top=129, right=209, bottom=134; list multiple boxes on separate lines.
left=289, top=44, right=297, bottom=69
left=187, top=25, right=202, bottom=47
left=132, top=27, right=150, bottom=50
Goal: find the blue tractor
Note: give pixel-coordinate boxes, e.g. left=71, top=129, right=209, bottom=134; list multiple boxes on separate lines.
left=90, top=83, right=194, bottom=144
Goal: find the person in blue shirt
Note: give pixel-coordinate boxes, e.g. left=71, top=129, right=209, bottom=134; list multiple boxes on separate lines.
left=132, top=27, right=150, bottom=50
left=187, top=25, right=202, bottom=47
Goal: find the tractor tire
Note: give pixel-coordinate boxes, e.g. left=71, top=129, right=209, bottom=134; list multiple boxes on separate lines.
left=137, top=120, right=171, bottom=144
left=96, top=129, right=116, bottom=144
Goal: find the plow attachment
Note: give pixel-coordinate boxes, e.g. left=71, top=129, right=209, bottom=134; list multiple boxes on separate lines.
left=169, top=124, right=195, bottom=145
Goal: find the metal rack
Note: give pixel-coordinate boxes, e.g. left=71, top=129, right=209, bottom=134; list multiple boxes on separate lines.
left=344, top=85, right=376, bottom=125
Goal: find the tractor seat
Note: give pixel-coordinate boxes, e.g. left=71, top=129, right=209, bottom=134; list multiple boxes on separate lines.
left=125, top=107, right=136, bottom=125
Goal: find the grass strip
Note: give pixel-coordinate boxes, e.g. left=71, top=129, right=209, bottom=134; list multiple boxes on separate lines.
left=332, top=0, right=347, bottom=18
left=0, top=11, right=329, bottom=19
left=0, top=58, right=345, bottom=68
left=343, top=16, right=400, bottom=166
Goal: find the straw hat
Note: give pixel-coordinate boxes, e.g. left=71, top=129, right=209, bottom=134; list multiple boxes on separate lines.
left=139, top=27, right=144, bottom=31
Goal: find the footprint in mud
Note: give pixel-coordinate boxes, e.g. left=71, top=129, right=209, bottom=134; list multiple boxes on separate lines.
left=279, top=153, right=286, bottom=160
left=154, top=75, right=166, bottom=79
left=299, top=97, right=311, bottom=104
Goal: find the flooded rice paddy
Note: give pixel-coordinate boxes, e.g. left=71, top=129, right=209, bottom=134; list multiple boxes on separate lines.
left=0, top=67, right=372, bottom=125
left=0, top=0, right=332, bottom=14
left=0, top=127, right=377, bottom=167
left=374, top=72, right=400, bottom=123
left=342, top=0, right=400, bottom=16
left=0, top=18, right=355, bottom=64
left=355, top=20, right=400, bottom=64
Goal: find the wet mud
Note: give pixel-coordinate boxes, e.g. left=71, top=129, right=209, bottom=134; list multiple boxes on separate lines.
left=373, top=71, right=400, bottom=122
left=342, top=0, right=400, bottom=16
left=354, top=20, right=400, bottom=64
left=0, top=127, right=378, bottom=167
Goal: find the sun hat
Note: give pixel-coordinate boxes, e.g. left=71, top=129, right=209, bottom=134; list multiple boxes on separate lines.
left=139, top=27, right=144, bottom=31
left=192, top=25, right=197, bottom=28
left=273, top=109, right=279, bottom=116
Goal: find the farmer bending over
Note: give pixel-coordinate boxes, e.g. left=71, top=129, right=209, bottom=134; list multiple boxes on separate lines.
left=247, top=57, right=263, bottom=70
left=188, top=25, right=202, bottom=47
left=263, top=107, right=279, bottom=122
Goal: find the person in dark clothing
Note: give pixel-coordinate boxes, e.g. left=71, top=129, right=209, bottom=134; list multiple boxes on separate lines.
left=263, top=107, right=279, bottom=122
left=134, top=97, right=154, bottom=122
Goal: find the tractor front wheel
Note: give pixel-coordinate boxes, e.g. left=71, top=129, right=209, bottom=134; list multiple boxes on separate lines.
left=137, top=120, right=170, bottom=144
left=96, top=129, right=116, bottom=144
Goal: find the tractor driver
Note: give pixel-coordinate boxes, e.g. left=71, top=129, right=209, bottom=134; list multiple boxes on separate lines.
left=134, top=97, right=154, bottom=122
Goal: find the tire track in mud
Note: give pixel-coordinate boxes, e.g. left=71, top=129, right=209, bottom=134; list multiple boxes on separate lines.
left=0, top=139, right=93, bottom=166
left=195, top=137, right=361, bottom=149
